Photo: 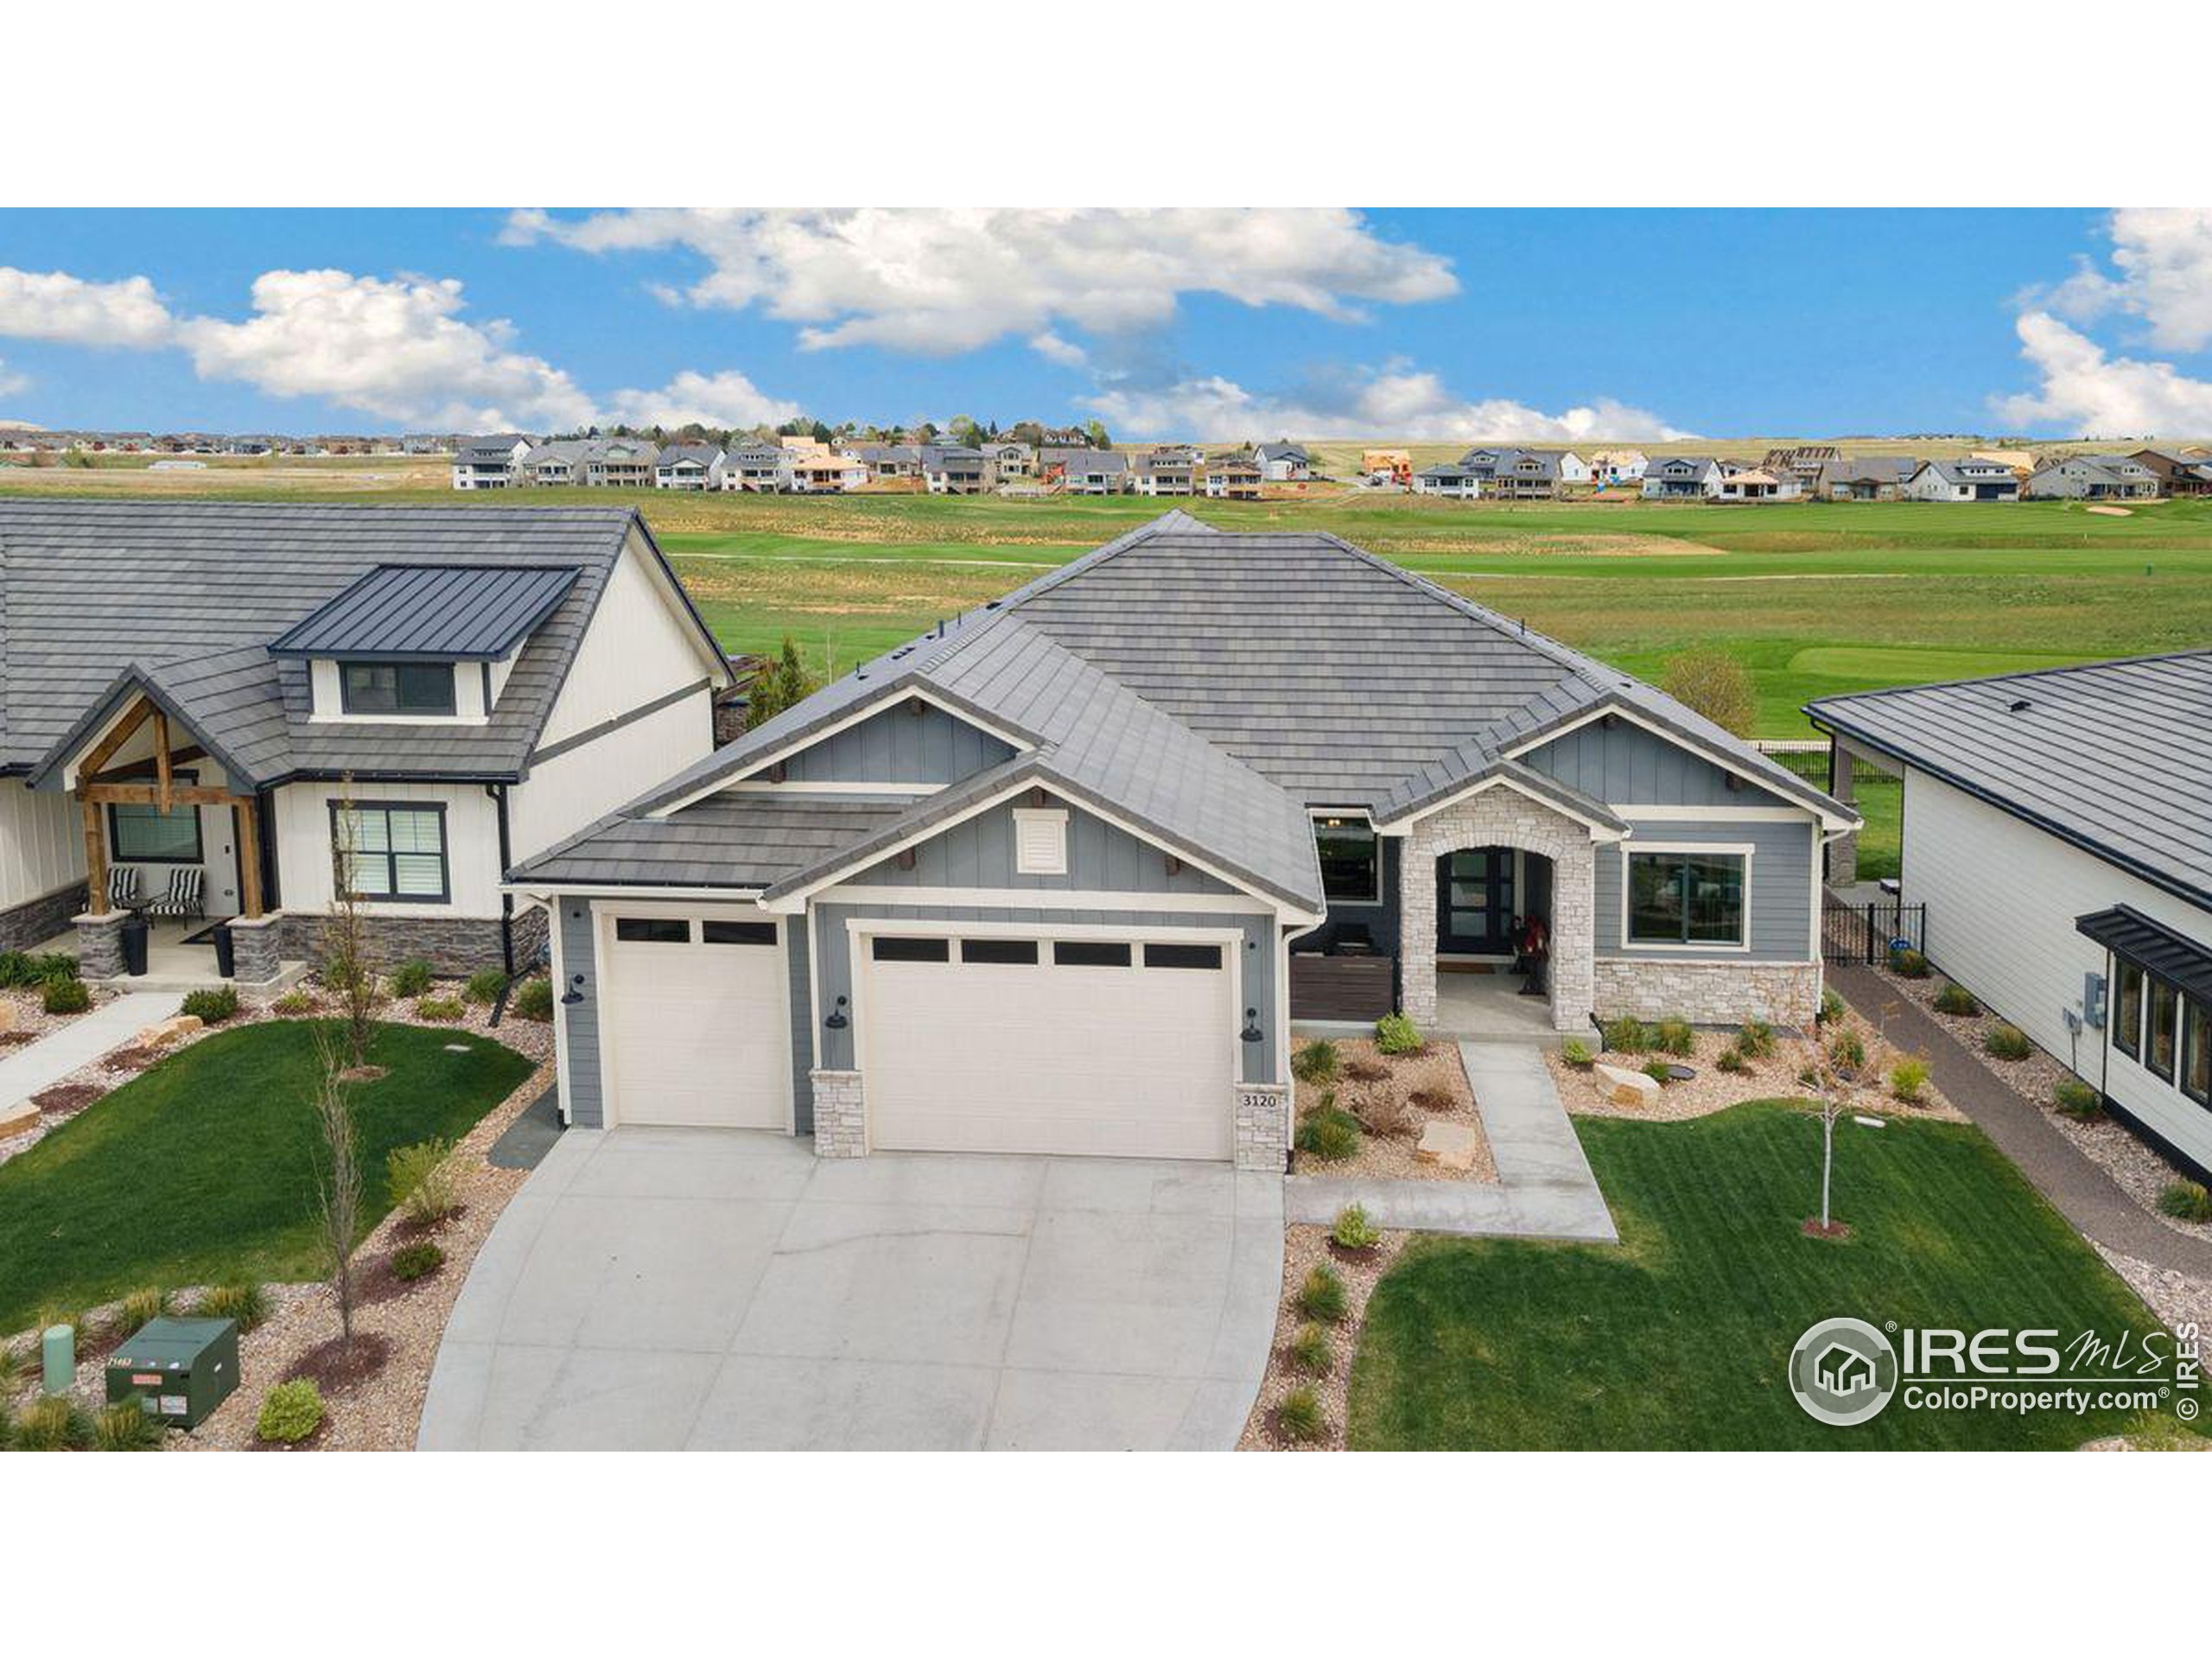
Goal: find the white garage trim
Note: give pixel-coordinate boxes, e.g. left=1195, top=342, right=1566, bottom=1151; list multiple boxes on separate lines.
left=595, top=900, right=794, bottom=1132
left=815, top=883, right=1273, bottom=914
left=846, top=918, right=1249, bottom=1159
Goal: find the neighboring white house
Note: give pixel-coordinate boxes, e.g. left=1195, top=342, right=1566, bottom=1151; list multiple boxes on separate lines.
left=654, top=444, right=726, bottom=491
left=1132, top=453, right=1197, bottom=496
left=1641, top=455, right=1723, bottom=499
left=1555, top=450, right=1594, bottom=486
left=1904, top=458, right=2023, bottom=503
left=2024, top=455, right=2160, bottom=500
left=1204, top=454, right=1262, bottom=499
left=1589, top=448, right=1649, bottom=484
left=1412, top=461, right=1482, bottom=499
left=0, top=503, right=734, bottom=986
left=721, top=440, right=791, bottom=492
left=1254, top=442, right=1311, bottom=482
left=789, top=453, right=868, bottom=493
left=451, top=435, right=531, bottom=490
left=1713, top=467, right=1802, bottom=503
left=1810, top=653, right=2212, bottom=1181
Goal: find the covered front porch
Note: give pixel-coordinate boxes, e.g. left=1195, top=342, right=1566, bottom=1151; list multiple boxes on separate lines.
left=50, top=690, right=302, bottom=989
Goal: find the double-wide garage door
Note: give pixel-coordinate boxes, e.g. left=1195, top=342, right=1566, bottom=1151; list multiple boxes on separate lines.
left=601, top=912, right=790, bottom=1128
left=863, top=931, right=1237, bottom=1160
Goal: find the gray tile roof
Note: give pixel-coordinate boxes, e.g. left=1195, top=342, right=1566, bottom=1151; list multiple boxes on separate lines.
left=268, top=564, right=582, bottom=661
left=512, top=794, right=913, bottom=890
left=1808, top=652, right=2212, bottom=909
left=1, top=501, right=719, bottom=788
left=521, top=512, right=1847, bottom=906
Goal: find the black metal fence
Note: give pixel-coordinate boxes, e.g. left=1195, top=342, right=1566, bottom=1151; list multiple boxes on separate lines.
left=1821, top=893, right=1926, bottom=965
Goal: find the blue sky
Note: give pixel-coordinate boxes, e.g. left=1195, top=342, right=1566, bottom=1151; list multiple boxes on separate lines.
left=3, top=207, right=2208, bottom=440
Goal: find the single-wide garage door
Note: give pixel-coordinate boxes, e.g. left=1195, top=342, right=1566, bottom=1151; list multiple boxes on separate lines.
left=601, top=913, right=789, bottom=1128
left=862, top=932, right=1236, bottom=1160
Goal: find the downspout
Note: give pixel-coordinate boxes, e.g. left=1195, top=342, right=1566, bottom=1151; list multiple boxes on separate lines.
left=486, top=783, right=514, bottom=976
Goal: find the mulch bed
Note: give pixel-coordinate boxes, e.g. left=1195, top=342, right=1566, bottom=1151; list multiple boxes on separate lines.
left=0, top=1031, right=36, bottom=1048
left=283, top=1331, right=394, bottom=1396
left=1326, top=1240, right=1385, bottom=1267
left=100, top=1046, right=164, bottom=1071
left=34, top=1084, right=105, bottom=1117
left=1802, top=1218, right=1853, bottom=1242
left=391, top=1205, right=467, bottom=1242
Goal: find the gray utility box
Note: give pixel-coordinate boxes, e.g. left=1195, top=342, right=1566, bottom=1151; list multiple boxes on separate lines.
left=105, top=1316, right=240, bottom=1429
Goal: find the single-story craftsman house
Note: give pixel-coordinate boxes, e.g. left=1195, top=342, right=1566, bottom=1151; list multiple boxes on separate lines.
left=0, top=502, right=734, bottom=980
left=513, top=512, right=1853, bottom=1169
left=1809, top=652, right=2212, bottom=1180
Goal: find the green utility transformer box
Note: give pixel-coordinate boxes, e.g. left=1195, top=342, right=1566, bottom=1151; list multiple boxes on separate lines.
left=105, top=1316, right=240, bottom=1429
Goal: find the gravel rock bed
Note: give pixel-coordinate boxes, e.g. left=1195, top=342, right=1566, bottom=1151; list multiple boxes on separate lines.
left=2092, top=1244, right=2212, bottom=1338
left=1290, top=1038, right=1497, bottom=1183
left=1549, top=1016, right=1963, bottom=1125
left=1875, top=963, right=2212, bottom=1247
left=1238, top=1223, right=1409, bottom=1452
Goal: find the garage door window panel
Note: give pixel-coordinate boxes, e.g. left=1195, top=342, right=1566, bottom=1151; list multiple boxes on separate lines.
left=961, top=938, right=1039, bottom=964
left=874, top=936, right=950, bottom=963
left=702, top=920, right=778, bottom=945
left=1054, top=940, right=1132, bottom=967
left=1145, top=943, right=1223, bottom=969
left=615, top=917, right=691, bottom=944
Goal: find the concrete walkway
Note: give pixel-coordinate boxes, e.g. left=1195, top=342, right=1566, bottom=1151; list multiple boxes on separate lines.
left=1831, top=963, right=2212, bottom=1278
left=420, top=1128, right=1284, bottom=1451
left=1284, top=1040, right=1617, bottom=1242
left=0, top=991, right=181, bottom=1117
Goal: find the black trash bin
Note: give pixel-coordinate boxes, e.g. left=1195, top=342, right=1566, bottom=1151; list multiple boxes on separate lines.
left=119, top=913, right=150, bottom=976
left=211, top=922, right=235, bottom=979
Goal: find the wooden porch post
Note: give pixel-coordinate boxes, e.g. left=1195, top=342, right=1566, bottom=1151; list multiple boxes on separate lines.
left=153, top=710, right=174, bottom=813
left=80, top=797, right=109, bottom=914
left=234, top=796, right=265, bottom=919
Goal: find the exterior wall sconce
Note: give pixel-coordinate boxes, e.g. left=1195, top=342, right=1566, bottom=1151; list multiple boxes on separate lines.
left=824, top=995, right=850, bottom=1031
left=560, top=973, right=587, bottom=1007
left=1240, top=1007, right=1262, bottom=1044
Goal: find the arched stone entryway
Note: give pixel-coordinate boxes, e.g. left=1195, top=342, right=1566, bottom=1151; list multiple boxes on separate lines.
left=1395, top=788, right=1599, bottom=1034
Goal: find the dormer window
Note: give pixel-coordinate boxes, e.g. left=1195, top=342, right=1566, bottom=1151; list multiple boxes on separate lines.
left=340, top=661, right=456, bottom=716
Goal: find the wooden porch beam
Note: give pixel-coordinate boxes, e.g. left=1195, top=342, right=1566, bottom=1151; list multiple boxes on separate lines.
left=80, top=798, right=109, bottom=915
left=234, top=796, right=265, bottom=919
left=78, top=783, right=246, bottom=808
left=153, top=709, right=174, bottom=812
left=86, top=745, right=208, bottom=785
left=75, top=696, right=156, bottom=784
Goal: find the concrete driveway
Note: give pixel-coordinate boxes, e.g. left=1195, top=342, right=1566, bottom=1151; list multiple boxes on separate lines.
left=419, top=1128, right=1283, bottom=1451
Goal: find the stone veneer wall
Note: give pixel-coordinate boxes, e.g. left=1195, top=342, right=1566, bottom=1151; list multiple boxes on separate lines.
left=810, top=1069, right=867, bottom=1156
left=1398, top=791, right=1598, bottom=1033
left=228, top=912, right=287, bottom=985
left=1, top=882, right=89, bottom=952
left=1592, top=959, right=1822, bottom=1028
left=267, top=912, right=510, bottom=976
left=1235, top=1084, right=1290, bottom=1173
left=73, top=911, right=126, bottom=978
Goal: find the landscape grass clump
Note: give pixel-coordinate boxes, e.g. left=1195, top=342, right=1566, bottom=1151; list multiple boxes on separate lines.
left=1736, top=1019, right=1777, bottom=1058
left=1653, top=1018, right=1695, bottom=1058
left=181, top=985, right=238, bottom=1024
left=271, top=988, right=316, bottom=1016
left=1600, top=1015, right=1649, bottom=1053
left=387, top=1137, right=460, bottom=1228
left=42, top=977, right=91, bottom=1015
left=1332, top=1204, right=1380, bottom=1251
left=1275, top=1385, right=1326, bottom=1444
left=2053, top=1079, right=2103, bottom=1120
left=1294, top=1098, right=1363, bottom=1162
left=1561, top=1038, right=1594, bottom=1069
left=413, top=995, right=465, bottom=1024
left=1819, top=988, right=1846, bottom=1026
left=11, top=1394, right=94, bottom=1451
left=93, top=1402, right=163, bottom=1452
left=1934, top=982, right=1980, bottom=1017
left=1889, top=947, right=1930, bottom=979
left=1890, top=1058, right=1929, bottom=1104
left=512, top=977, right=554, bottom=1022
left=1290, top=1039, right=1340, bottom=1085
left=1983, top=1023, right=2033, bottom=1061
left=1373, top=1013, right=1422, bottom=1056
left=462, top=969, right=508, bottom=1006
left=391, top=1241, right=445, bottom=1282
left=1289, top=1323, right=1332, bottom=1376
left=2158, top=1181, right=2212, bottom=1224
left=256, top=1379, right=324, bottom=1445
left=1715, top=1046, right=1750, bottom=1075
left=118, top=1286, right=172, bottom=1330
left=1827, top=1027, right=1867, bottom=1071
left=194, top=1281, right=270, bottom=1331
left=1297, top=1263, right=1349, bottom=1324
left=386, top=960, right=435, bottom=999
left=1642, top=1058, right=1674, bottom=1087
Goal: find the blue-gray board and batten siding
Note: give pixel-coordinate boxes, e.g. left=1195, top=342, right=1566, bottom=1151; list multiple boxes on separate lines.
left=1598, top=817, right=1814, bottom=961
left=1519, top=716, right=1788, bottom=810
left=556, top=899, right=604, bottom=1128
left=778, top=699, right=1015, bottom=785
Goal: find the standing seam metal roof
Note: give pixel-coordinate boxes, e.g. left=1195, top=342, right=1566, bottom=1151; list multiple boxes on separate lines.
left=267, top=564, right=582, bottom=660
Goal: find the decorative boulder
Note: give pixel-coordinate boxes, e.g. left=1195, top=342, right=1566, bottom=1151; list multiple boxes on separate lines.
left=1594, top=1061, right=1661, bottom=1109
left=1414, top=1120, right=1480, bottom=1171
left=0, top=1096, right=37, bottom=1135
left=132, top=1014, right=204, bottom=1050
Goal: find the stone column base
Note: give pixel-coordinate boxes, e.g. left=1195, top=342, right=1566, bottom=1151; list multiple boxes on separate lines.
left=1235, top=1084, right=1290, bottom=1173
left=1592, top=959, right=1823, bottom=1029
left=228, top=911, right=287, bottom=986
left=73, top=911, right=127, bottom=979
left=810, top=1069, right=867, bottom=1157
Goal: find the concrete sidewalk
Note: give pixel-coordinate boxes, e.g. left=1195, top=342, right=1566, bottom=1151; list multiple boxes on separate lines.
left=0, top=991, right=181, bottom=1120
left=1284, top=1040, right=1616, bottom=1242
left=1831, top=963, right=2212, bottom=1278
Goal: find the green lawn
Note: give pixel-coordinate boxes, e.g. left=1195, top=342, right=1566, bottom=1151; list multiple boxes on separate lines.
left=1347, top=1100, right=2195, bottom=1450
left=0, top=1020, right=533, bottom=1332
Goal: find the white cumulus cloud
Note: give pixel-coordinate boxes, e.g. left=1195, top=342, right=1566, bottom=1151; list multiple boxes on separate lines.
left=503, top=207, right=1459, bottom=357
left=0, top=359, right=30, bottom=400
left=175, top=270, right=598, bottom=429
left=2038, top=207, right=2212, bottom=353
left=1084, top=363, right=1691, bottom=442
left=1992, top=309, right=2212, bottom=436
left=0, top=266, right=175, bottom=348
left=602, top=367, right=801, bottom=430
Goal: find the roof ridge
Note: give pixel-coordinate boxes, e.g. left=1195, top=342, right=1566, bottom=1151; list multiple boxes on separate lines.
left=1809, top=646, right=2212, bottom=709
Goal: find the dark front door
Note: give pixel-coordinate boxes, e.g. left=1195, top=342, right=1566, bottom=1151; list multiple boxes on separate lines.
left=1438, top=848, right=1515, bottom=955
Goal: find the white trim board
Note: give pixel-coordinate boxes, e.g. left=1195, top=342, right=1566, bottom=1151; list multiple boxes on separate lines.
left=815, top=883, right=1274, bottom=915
left=721, top=780, right=946, bottom=796
left=1378, top=769, right=1630, bottom=840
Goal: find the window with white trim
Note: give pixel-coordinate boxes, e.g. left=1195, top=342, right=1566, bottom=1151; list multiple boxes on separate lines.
left=332, top=803, right=449, bottom=902
left=1626, top=850, right=1746, bottom=947
left=1013, top=807, right=1068, bottom=875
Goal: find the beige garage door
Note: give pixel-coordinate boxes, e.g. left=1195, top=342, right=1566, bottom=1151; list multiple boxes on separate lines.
left=862, top=932, right=1236, bottom=1160
left=602, top=913, right=790, bottom=1128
